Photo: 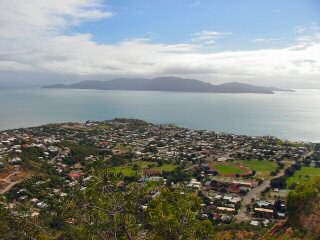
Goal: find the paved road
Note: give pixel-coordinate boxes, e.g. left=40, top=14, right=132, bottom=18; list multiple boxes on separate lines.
left=235, top=165, right=289, bottom=222
left=49, top=149, right=61, bottom=164
left=235, top=150, right=313, bottom=222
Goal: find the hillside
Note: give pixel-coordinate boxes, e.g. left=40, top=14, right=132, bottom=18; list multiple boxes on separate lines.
left=43, top=77, right=291, bottom=94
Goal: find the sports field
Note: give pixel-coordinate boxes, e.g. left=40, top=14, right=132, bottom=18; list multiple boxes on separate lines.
left=213, top=163, right=245, bottom=175
left=240, top=160, right=278, bottom=172
left=286, top=167, right=320, bottom=187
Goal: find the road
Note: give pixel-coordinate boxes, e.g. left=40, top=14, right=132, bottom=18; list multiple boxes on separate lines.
left=0, top=178, right=25, bottom=194
left=235, top=164, right=289, bottom=222
left=0, top=172, right=27, bottom=194
left=49, top=148, right=61, bottom=164
left=0, top=147, right=61, bottom=194
left=235, top=150, right=314, bottom=222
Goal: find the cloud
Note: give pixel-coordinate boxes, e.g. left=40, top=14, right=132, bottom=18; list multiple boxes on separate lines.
left=297, top=33, right=320, bottom=45
left=294, top=22, right=320, bottom=34
left=192, top=31, right=232, bottom=45
left=252, top=38, right=286, bottom=43
left=3, top=33, right=319, bottom=83
left=0, top=1, right=320, bottom=88
left=295, top=26, right=308, bottom=34
left=0, top=0, right=113, bottom=39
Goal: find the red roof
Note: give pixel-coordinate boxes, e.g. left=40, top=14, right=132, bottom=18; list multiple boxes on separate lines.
left=228, top=184, right=240, bottom=193
left=68, top=172, right=84, bottom=178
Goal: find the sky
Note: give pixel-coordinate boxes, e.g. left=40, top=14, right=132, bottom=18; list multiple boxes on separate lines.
left=0, top=0, right=320, bottom=88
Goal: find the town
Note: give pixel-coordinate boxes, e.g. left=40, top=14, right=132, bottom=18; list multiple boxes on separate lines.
left=1, top=119, right=320, bottom=238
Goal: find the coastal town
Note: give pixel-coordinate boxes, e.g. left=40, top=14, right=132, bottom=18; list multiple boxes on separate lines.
left=0, top=118, right=320, bottom=236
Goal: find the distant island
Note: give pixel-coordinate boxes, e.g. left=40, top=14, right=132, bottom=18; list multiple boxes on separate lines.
left=43, top=77, right=292, bottom=94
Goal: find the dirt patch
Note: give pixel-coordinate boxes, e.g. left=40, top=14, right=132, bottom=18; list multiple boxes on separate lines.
left=0, top=172, right=11, bottom=179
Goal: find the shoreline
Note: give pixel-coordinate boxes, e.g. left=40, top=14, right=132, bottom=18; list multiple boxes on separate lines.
left=0, top=118, right=315, bottom=144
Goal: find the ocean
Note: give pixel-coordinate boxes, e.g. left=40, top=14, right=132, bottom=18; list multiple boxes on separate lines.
left=1, top=88, right=320, bottom=142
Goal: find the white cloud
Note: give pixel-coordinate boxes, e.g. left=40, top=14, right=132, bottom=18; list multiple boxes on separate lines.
left=294, top=23, right=320, bottom=34
left=0, top=0, right=113, bottom=38
left=192, top=31, right=232, bottom=45
left=295, top=26, right=308, bottom=34
left=0, top=1, right=320, bottom=88
left=252, top=37, right=286, bottom=43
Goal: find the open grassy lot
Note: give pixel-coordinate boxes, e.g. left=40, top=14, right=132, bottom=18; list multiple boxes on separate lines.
left=286, top=167, right=320, bottom=187
left=133, top=161, right=177, bottom=171
left=153, top=164, right=178, bottom=172
left=240, top=160, right=278, bottom=173
left=108, top=160, right=178, bottom=176
left=213, top=163, right=244, bottom=175
left=108, top=166, right=136, bottom=176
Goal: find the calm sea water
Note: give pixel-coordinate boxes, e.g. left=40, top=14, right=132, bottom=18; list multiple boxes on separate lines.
left=0, top=88, right=320, bottom=142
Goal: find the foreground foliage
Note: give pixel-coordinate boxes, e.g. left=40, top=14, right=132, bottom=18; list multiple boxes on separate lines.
left=286, top=176, right=320, bottom=235
left=0, top=169, right=214, bottom=239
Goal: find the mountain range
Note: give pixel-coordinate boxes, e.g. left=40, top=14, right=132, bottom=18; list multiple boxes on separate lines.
left=43, top=77, right=291, bottom=94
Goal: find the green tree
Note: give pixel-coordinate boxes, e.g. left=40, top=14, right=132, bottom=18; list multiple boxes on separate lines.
left=286, top=176, right=320, bottom=226
left=146, top=187, right=214, bottom=240
left=62, top=173, right=158, bottom=240
left=1, top=168, right=215, bottom=239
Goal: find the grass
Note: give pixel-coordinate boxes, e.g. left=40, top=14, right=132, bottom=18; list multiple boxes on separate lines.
left=108, top=161, right=178, bottom=176
left=108, top=166, right=136, bottom=176
left=213, top=163, right=244, bottom=175
left=240, top=160, right=277, bottom=172
left=133, top=161, right=156, bottom=168
left=131, top=161, right=177, bottom=172
left=153, top=164, right=178, bottom=172
left=286, top=167, right=320, bottom=187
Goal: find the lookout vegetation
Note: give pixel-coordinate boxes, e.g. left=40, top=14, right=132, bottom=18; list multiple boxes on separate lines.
left=0, top=171, right=319, bottom=239
left=0, top=169, right=214, bottom=240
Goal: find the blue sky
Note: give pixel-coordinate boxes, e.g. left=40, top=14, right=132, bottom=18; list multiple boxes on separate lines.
left=0, top=0, right=320, bottom=88
left=73, top=0, right=320, bottom=50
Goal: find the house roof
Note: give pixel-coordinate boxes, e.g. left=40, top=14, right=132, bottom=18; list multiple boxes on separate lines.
left=254, top=208, right=273, bottom=213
